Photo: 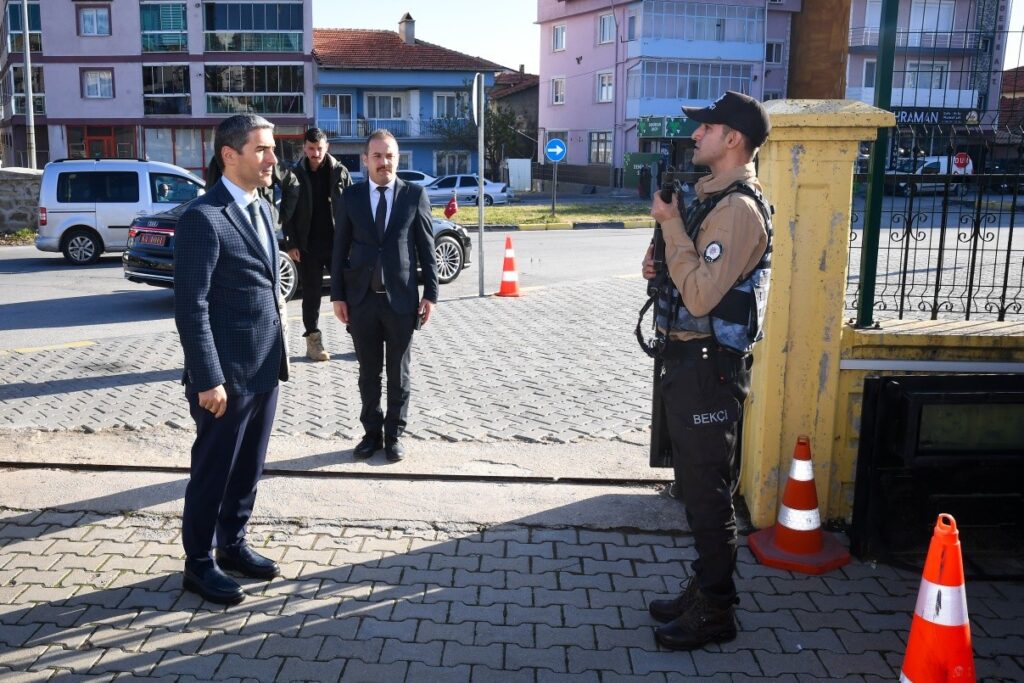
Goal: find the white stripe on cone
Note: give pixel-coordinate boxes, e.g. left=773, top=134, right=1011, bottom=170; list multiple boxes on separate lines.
left=789, top=458, right=814, bottom=482
left=913, top=577, right=969, bottom=627
left=505, top=249, right=515, bottom=257
left=776, top=504, right=821, bottom=532
left=502, top=271, right=518, bottom=282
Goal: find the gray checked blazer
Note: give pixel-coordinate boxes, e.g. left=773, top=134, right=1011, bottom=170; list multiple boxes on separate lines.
left=173, top=180, right=289, bottom=395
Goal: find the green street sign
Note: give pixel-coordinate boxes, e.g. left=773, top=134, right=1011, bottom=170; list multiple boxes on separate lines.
left=638, top=116, right=697, bottom=139
left=638, top=117, right=665, bottom=138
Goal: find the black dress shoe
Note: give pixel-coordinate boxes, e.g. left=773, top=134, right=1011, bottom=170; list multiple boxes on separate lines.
left=216, top=543, right=281, bottom=580
left=354, top=433, right=383, bottom=459
left=183, top=558, right=245, bottom=605
left=385, top=437, right=405, bottom=462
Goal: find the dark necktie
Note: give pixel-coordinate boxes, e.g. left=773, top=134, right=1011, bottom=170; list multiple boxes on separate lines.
left=371, top=186, right=388, bottom=292
left=247, top=199, right=270, bottom=260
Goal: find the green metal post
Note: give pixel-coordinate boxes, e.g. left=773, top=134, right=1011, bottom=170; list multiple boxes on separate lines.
left=856, top=0, right=899, bottom=327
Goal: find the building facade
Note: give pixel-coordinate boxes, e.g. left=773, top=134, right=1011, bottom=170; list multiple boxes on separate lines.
left=536, top=0, right=801, bottom=181
left=845, top=0, right=1012, bottom=158
left=312, top=16, right=501, bottom=176
left=0, top=0, right=315, bottom=173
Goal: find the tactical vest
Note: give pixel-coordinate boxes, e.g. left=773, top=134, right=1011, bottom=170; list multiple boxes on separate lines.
left=655, top=181, right=773, bottom=355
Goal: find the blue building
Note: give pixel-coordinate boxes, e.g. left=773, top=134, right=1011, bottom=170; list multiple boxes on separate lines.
left=313, top=14, right=502, bottom=176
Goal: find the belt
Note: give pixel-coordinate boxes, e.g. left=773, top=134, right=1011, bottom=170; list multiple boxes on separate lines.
left=661, top=338, right=717, bottom=361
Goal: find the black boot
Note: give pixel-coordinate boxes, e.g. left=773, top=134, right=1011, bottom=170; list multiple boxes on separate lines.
left=654, top=589, right=737, bottom=651
left=648, top=575, right=700, bottom=623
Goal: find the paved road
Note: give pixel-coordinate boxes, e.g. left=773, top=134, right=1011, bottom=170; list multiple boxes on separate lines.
left=0, top=229, right=652, bottom=348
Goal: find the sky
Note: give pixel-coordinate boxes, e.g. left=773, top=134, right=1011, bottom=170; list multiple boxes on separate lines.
left=312, top=1, right=1021, bottom=74
left=312, top=1, right=541, bottom=74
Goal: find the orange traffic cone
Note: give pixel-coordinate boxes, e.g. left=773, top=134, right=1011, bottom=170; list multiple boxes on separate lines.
left=495, top=235, right=521, bottom=297
left=748, top=435, right=851, bottom=574
left=900, top=514, right=975, bottom=682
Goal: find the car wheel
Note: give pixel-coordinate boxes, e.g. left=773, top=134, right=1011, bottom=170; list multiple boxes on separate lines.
left=434, top=234, right=464, bottom=284
left=278, top=251, right=299, bottom=302
left=484, top=195, right=494, bottom=206
left=61, top=229, right=102, bottom=265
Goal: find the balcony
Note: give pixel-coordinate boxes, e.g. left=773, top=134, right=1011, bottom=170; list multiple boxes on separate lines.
left=317, top=117, right=472, bottom=140
left=848, top=27, right=981, bottom=50
left=847, top=87, right=979, bottom=109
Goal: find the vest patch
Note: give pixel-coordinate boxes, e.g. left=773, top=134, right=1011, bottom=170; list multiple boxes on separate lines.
left=704, top=241, right=723, bottom=263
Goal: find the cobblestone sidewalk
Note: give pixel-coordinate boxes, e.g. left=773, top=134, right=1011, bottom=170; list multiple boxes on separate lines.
left=1, top=507, right=1022, bottom=682
left=0, top=279, right=651, bottom=443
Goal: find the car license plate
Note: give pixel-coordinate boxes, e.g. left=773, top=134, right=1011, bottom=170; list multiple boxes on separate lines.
left=139, top=233, right=167, bottom=247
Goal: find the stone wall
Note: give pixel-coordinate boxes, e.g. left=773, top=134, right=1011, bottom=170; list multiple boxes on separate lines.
left=0, top=167, right=43, bottom=233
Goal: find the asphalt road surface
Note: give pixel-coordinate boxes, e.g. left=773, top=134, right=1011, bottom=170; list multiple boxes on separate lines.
left=0, top=229, right=653, bottom=349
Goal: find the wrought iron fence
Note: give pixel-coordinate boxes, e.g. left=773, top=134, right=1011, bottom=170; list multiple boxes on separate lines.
left=846, top=143, right=1023, bottom=321
left=847, top=14, right=1024, bottom=322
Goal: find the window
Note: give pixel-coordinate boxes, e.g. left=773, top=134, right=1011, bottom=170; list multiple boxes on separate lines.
left=78, top=6, right=111, bottom=36
left=598, top=14, right=615, bottom=44
left=588, top=131, right=612, bottom=164
left=57, top=172, right=139, bottom=203
left=766, top=42, right=784, bottom=64
left=625, top=10, right=638, bottom=40
left=435, top=92, right=469, bottom=118
left=763, top=91, right=783, bottom=101
left=82, top=70, right=114, bottom=99
left=366, top=94, right=403, bottom=119
left=909, top=0, right=955, bottom=47
left=143, top=65, right=190, bottom=115
left=151, top=172, right=203, bottom=203
left=10, top=65, right=44, bottom=115
left=551, top=77, right=565, bottom=105
left=863, top=60, right=877, bottom=88
left=546, top=130, right=567, bottom=145
left=320, top=93, right=354, bottom=136
left=642, top=2, right=764, bottom=43
left=552, top=24, right=566, bottom=51
left=144, top=127, right=211, bottom=173
left=141, top=2, right=188, bottom=52
left=597, top=72, right=614, bottom=103
left=436, top=151, right=469, bottom=176
left=204, top=1, right=303, bottom=52
left=398, top=151, right=411, bottom=170
left=906, top=61, right=948, bottom=89
left=6, top=1, right=41, bottom=53
left=626, top=61, right=752, bottom=101
left=205, top=64, right=304, bottom=114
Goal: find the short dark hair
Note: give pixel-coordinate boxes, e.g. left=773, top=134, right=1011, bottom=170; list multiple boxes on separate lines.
left=304, top=127, right=327, bottom=144
left=364, top=128, right=397, bottom=154
left=722, top=124, right=757, bottom=157
left=214, top=114, right=274, bottom=164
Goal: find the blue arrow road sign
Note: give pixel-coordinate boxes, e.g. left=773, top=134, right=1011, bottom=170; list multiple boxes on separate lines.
left=545, top=138, right=567, bottom=163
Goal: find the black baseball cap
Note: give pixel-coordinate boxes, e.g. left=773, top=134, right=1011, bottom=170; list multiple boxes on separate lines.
left=682, top=91, right=771, bottom=147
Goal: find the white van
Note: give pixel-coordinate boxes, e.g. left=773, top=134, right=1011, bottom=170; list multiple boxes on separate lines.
left=886, top=154, right=973, bottom=197
left=36, top=158, right=204, bottom=264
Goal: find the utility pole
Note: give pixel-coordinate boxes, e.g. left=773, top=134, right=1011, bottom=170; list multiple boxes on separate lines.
left=21, top=0, right=37, bottom=168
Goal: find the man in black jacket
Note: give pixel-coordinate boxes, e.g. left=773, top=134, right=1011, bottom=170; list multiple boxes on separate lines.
left=285, top=128, right=352, bottom=361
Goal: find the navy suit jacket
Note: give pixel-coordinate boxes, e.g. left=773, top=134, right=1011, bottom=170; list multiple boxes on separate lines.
left=174, top=180, right=288, bottom=395
left=330, top=178, right=439, bottom=314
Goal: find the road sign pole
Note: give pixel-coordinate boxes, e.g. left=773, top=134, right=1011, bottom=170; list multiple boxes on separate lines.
left=551, top=163, right=558, bottom=217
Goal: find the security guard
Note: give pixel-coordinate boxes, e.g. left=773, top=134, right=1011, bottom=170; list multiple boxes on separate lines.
left=641, top=91, right=772, bottom=651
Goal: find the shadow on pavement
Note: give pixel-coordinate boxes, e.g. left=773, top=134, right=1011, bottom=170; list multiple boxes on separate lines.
left=0, top=291, right=174, bottom=332
left=0, top=369, right=182, bottom=400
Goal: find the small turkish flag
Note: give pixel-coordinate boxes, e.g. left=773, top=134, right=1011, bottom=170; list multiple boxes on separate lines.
left=444, top=194, right=458, bottom=219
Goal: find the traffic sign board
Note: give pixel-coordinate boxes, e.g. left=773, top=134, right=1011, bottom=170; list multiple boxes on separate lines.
left=954, top=152, right=970, bottom=169
left=545, top=138, right=567, bottom=163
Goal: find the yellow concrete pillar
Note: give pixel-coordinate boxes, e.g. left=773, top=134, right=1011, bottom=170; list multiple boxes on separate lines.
left=742, top=100, right=894, bottom=529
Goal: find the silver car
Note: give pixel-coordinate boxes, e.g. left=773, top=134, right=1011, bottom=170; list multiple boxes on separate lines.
left=425, top=174, right=512, bottom=206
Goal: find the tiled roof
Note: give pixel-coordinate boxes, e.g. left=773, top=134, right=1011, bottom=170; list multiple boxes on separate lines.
left=313, top=28, right=505, bottom=72
left=491, top=71, right=539, bottom=100
left=1002, top=65, right=1024, bottom=95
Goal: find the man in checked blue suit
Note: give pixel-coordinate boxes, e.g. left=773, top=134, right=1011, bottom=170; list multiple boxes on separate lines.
left=174, top=114, right=289, bottom=605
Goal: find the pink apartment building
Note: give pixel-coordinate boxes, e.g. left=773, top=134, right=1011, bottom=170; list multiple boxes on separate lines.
left=536, top=0, right=801, bottom=182
left=1, top=0, right=315, bottom=173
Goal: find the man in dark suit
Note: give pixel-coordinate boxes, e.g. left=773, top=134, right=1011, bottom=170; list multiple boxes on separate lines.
left=174, top=114, right=289, bottom=605
left=331, top=129, right=438, bottom=463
